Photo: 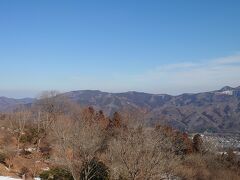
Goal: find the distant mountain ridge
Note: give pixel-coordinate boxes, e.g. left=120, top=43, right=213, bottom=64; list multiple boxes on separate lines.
left=1, top=86, right=240, bottom=133
left=0, top=97, right=35, bottom=112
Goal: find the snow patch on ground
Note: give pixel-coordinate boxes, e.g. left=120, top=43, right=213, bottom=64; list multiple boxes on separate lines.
left=0, top=177, right=20, bottom=180
left=0, top=177, right=40, bottom=180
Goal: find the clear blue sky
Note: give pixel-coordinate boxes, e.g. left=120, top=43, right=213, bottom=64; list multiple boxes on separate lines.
left=1, top=0, right=240, bottom=98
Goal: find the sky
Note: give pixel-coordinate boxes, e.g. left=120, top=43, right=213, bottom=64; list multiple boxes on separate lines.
left=0, top=0, right=240, bottom=98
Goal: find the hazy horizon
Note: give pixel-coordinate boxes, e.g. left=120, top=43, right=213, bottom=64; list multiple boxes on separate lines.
left=1, top=84, right=240, bottom=99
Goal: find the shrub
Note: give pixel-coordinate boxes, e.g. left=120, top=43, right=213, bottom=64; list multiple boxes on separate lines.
left=19, top=127, right=45, bottom=144
left=80, top=158, right=110, bottom=180
left=18, top=166, right=29, bottom=177
left=174, top=153, right=240, bottom=180
left=193, top=134, right=203, bottom=153
left=0, top=152, right=6, bottom=164
left=40, top=145, right=52, bottom=158
left=39, top=167, right=73, bottom=180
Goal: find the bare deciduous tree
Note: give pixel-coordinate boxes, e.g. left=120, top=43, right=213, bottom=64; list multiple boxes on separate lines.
left=32, top=91, right=71, bottom=151
left=52, top=109, right=106, bottom=180
left=107, top=125, right=178, bottom=180
left=9, top=108, right=31, bottom=151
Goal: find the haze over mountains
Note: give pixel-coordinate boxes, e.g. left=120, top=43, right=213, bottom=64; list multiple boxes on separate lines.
left=0, top=97, right=34, bottom=112
left=1, top=86, right=240, bottom=133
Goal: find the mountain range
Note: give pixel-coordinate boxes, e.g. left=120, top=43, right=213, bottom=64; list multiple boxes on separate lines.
left=1, top=86, right=240, bottom=133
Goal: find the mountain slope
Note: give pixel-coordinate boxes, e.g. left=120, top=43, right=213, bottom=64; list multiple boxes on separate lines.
left=0, top=97, right=35, bottom=112
left=1, top=86, right=240, bottom=133
left=62, top=87, right=240, bottom=133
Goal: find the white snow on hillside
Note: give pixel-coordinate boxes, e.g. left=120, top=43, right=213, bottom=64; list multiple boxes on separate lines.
left=216, top=90, right=233, bottom=95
